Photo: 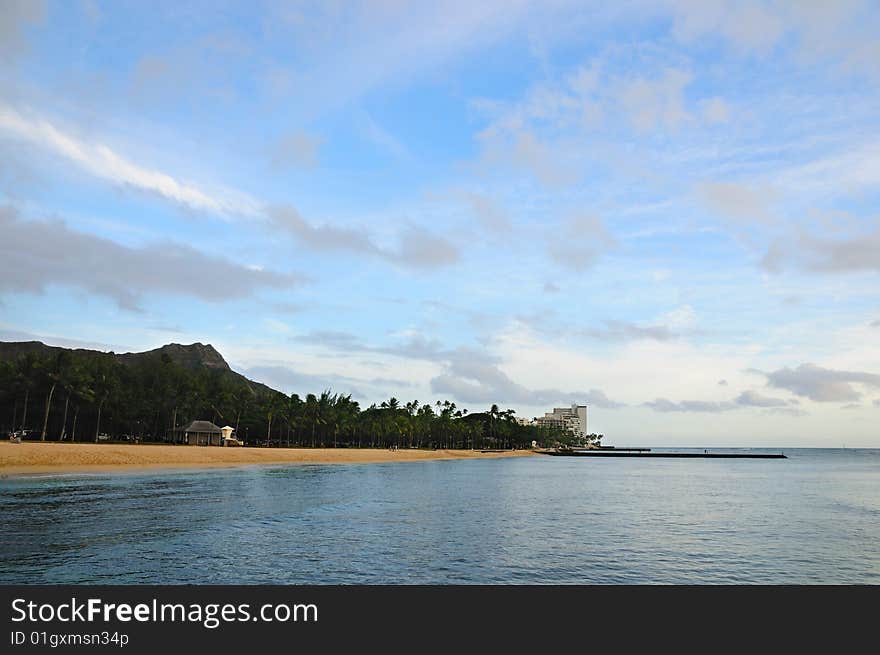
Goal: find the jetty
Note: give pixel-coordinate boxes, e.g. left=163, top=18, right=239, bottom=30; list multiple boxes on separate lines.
left=594, top=446, right=651, bottom=452
left=542, top=450, right=786, bottom=459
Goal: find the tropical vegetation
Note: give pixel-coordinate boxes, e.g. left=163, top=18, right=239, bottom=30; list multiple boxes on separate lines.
left=0, top=342, right=600, bottom=449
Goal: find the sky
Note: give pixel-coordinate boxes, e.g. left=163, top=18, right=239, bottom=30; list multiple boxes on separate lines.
left=1, top=0, right=879, bottom=447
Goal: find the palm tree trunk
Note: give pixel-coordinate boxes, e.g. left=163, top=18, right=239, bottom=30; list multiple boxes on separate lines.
left=95, top=398, right=105, bottom=442
left=21, top=388, right=29, bottom=431
left=59, top=393, right=70, bottom=440
left=71, top=407, right=79, bottom=442
left=41, top=382, right=56, bottom=441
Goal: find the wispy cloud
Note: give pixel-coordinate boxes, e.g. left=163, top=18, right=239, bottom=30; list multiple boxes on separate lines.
left=644, top=397, right=735, bottom=413
left=698, top=181, right=776, bottom=226
left=0, top=104, right=260, bottom=217
left=246, top=362, right=417, bottom=401
left=762, top=228, right=880, bottom=274
left=267, top=205, right=381, bottom=255
left=668, top=0, right=880, bottom=77
left=292, top=328, right=624, bottom=410
left=644, top=389, right=792, bottom=412
left=0, top=106, right=460, bottom=271
left=617, top=68, right=693, bottom=132
left=357, top=113, right=411, bottom=161
left=668, top=0, right=785, bottom=53
left=267, top=205, right=459, bottom=270
left=460, top=192, right=512, bottom=233
left=268, top=131, right=321, bottom=170
left=547, top=214, right=617, bottom=271
left=734, top=390, right=790, bottom=408
left=431, top=357, right=623, bottom=409
left=583, top=320, right=678, bottom=342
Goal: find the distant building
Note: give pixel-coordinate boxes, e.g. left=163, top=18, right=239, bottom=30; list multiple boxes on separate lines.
left=174, top=420, right=222, bottom=446
left=534, top=404, right=588, bottom=441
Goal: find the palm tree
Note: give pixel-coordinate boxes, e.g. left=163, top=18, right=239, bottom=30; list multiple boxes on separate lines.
left=14, top=353, right=41, bottom=433
left=231, top=385, right=255, bottom=442
left=262, top=392, right=287, bottom=447
left=89, top=357, right=118, bottom=442
left=304, top=393, right=318, bottom=447
left=488, top=404, right=501, bottom=447
left=56, top=357, right=87, bottom=441
left=285, top=393, right=303, bottom=447
left=39, top=351, right=71, bottom=441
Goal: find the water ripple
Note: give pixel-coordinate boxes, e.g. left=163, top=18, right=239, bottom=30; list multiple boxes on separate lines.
left=1, top=449, right=879, bottom=583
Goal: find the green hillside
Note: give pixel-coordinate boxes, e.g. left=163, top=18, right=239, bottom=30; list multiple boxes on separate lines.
left=0, top=341, right=575, bottom=449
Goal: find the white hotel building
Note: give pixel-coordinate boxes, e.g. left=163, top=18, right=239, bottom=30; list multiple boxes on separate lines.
left=531, top=404, right=588, bottom=441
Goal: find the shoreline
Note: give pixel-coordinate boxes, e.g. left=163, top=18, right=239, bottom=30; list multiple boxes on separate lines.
left=0, top=441, right=537, bottom=477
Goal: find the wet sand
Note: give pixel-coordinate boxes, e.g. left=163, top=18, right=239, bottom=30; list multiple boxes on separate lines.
left=0, top=441, right=536, bottom=476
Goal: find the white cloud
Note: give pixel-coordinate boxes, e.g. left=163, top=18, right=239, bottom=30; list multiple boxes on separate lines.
left=495, top=322, right=755, bottom=409
left=476, top=62, right=716, bottom=141
left=669, top=0, right=785, bottom=52
left=734, top=389, right=790, bottom=408
left=667, top=0, right=880, bottom=77
left=471, top=61, right=730, bottom=188
left=547, top=214, right=617, bottom=271
left=761, top=363, right=880, bottom=402
left=616, top=68, right=693, bottom=131
left=762, top=227, right=880, bottom=274
left=262, top=0, right=548, bottom=115
left=659, top=305, right=696, bottom=330
left=0, top=104, right=259, bottom=217
left=645, top=397, right=735, bottom=412
left=0, top=105, right=461, bottom=271
left=582, top=320, right=679, bottom=342
left=461, top=192, right=512, bottom=233
left=267, top=205, right=460, bottom=270
left=357, top=113, right=411, bottom=161
left=775, top=140, right=880, bottom=195
left=698, top=181, right=776, bottom=225
left=268, top=132, right=321, bottom=170
left=0, top=206, right=300, bottom=311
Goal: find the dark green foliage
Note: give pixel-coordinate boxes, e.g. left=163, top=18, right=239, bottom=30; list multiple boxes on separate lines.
left=0, top=341, right=572, bottom=448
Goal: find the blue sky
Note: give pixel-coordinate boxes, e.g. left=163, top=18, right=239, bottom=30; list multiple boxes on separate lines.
left=2, top=0, right=879, bottom=446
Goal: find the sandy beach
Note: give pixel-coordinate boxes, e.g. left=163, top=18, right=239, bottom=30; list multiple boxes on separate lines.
left=0, top=441, right=537, bottom=476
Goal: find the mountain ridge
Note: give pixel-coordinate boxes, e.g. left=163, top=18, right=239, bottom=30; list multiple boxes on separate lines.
left=0, top=340, right=230, bottom=370
left=0, top=340, right=274, bottom=395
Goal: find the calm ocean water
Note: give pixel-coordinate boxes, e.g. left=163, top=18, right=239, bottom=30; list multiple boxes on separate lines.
left=1, top=449, right=879, bottom=584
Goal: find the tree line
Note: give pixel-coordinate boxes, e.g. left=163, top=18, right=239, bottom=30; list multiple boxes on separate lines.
left=0, top=349, right=599, bottom=449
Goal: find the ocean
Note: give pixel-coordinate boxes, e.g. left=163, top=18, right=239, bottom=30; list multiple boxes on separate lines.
left=2, top=449, right=879, bottom=584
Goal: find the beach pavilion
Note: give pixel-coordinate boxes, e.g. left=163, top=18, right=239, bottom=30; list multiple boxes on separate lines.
left=179, top=420, right=222, bottom=446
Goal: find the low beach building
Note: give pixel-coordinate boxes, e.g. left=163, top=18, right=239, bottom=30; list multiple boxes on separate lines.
left=180, top=420, right=222, bottom=446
